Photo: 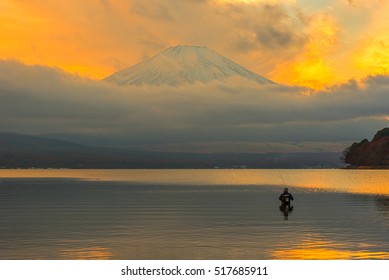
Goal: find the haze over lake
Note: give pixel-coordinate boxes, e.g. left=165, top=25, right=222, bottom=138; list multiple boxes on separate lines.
left=1, top=169, right=388, bottom=260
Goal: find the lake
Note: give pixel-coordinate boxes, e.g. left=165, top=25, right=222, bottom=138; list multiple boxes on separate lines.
left=1, top=169, right=389, bottom=259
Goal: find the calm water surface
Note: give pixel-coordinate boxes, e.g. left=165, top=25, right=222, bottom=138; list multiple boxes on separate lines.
left=1, top=169, right=389, bottom=259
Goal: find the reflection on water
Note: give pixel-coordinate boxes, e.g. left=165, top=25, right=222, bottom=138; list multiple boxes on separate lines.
left=279, top=205, right=294, bottom=220
left=61, top=247, right=112, bottom=260
left=0, top=169, right=389, bottom=259
left=1, top=169, right=389, bottom=195
left=272, top=238, right=389, bottom=259
left=375, top=197, right=389, bottom=212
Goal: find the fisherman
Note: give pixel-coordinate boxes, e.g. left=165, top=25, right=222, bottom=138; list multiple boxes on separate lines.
left=279, top=187, right=294, bottom=208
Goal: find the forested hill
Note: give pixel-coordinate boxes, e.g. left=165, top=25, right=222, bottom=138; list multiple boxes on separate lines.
left=343, top=128, right=389, bottom=167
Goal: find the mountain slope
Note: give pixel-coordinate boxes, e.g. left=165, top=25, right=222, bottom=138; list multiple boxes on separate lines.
left=0, top=132, right=128, bottom=168
left=104, top=45, right=275, bottom=86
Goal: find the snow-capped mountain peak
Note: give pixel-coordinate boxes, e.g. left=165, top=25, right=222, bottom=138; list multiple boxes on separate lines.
left=104, top=45, right=275, bottom=86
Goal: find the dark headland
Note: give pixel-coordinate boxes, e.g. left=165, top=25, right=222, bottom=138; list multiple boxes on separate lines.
left=343, top=127, right=389, bottom=169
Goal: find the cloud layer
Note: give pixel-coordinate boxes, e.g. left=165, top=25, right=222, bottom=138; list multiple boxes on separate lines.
left=1, top=60, right=388, bottom=150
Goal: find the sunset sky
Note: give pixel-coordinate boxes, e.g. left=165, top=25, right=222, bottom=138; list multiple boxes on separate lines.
left=1, top=0, right=388, bottom=151
left=1, top=0, right=388, bottom=88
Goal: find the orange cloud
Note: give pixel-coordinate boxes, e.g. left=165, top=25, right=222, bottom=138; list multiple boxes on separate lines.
left=0, top=0, right=146, bottom=78
left=270, top=12, right=341, bottom=89
left=354, top=37, right=389, bottom=76
left=264, top=0, right=389, bottom=88
left=218, top=0, right=296, bottom=4
left=350, top=1, right=389, bottom=78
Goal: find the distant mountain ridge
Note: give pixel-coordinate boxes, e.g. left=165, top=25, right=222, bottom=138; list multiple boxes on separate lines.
left=0, top=132, right=341, bottom=169
left=104, top=45, right=275, bottom=86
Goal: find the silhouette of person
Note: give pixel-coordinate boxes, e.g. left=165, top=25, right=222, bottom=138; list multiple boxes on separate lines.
left=279, top=187, right=294, bottom=208
left=279, top=187, right=294, bottom=220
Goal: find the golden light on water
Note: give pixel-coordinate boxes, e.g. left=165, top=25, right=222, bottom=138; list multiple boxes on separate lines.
left=272, top=239, right=389, bottom=260
left=1, top=169, right=389, bottom=195
left=61, top=247, right=112, bottom=260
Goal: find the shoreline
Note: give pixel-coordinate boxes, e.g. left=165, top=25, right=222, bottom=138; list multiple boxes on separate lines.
left=342, top=166, right=389, bottom=169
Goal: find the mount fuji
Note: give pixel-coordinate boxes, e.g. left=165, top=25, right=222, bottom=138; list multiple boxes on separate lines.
left=104, top=45, right=275, bottom=86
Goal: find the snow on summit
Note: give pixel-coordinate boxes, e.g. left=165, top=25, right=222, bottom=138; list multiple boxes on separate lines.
left=104, top=45, right=275, bottom=86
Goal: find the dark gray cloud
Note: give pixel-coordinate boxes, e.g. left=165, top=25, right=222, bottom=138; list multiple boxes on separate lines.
left=131, top=2, right=174, bottom=21
left=99, top=0, right=111, bottom=10
left=130, top=0, right=209, bottom=22
left=208, top=3, right=307, bottom=54
left=1, top=60, right=388, bottom=148
left=253, top=4, right=306, bottom=49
